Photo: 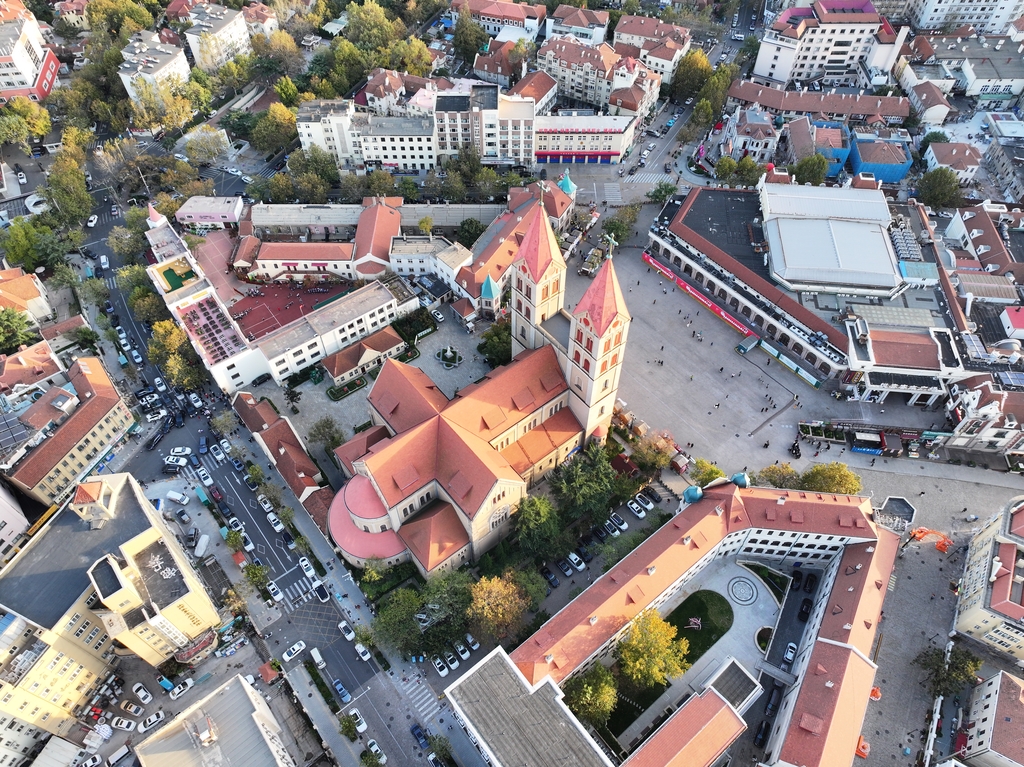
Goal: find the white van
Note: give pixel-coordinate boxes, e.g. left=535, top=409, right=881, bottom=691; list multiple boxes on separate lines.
left=167, top=491, right=190, bottom=506
left=310, top=647, right=325, bottom=669
left=106, top=745, right=131, bottom=767
left=194, top=534, right=210, bottom=558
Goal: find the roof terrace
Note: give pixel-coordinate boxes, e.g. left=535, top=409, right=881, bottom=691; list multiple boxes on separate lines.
left=175, top=294, right=247, bottom=364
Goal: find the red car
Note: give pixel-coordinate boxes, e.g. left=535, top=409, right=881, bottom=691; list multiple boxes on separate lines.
left=210, top=485, right=223, bottom=502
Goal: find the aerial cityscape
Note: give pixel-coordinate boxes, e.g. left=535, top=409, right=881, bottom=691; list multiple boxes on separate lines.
left=0, top=0, right=1023, bottom=766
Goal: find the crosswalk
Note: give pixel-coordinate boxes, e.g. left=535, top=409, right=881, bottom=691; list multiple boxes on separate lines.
left=603, top=182, right=622, bottom=205
left=393, top=670, right=441, bottom=722
left=279, top=577, right=318, bottom=611
left=624, top=171, right=675, bottom=184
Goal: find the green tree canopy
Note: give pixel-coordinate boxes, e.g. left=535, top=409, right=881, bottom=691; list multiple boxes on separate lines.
left=563, top=664, right=618, bottom=727
left=0, top=308, right=38, bottom=354
left=671, top=49, right=712, bottom=102
left=288, top=146, right=341, bottom=186
left=251, top=103, right=297, bottom=152
left=689, top=457, right=725, bottom=487
left=793, top=154, right=829, bottom=186
left=514, top=495, right=564, bottom=560
left=714, top=156, right=737, bottom=181
left=309, top=416, right=346, bottom=452
left=6, top=96, right=51, bottom=137
left=45, top=151, right=94, bottom=226
left=918, top=130, right=950, bottom=157
left=799, top=462, right=862, bottom=494
left=477, top=319, right=512, bottom=368
left=456, top=217, right=486, bottom=248
left=913, top=645, right=982, bottom=699
left=917, top=167, right=962, bottom=209
left=346, top=0, right=404, bottom=51
left=646, top=181, right=678, bottom=204
left=371, top=587, right=423, bottom=654
left=616, top=609, right=690, bottom=688
left=366, top=170, right=395, bottom=197
left=467, top=574, right=529, bottom=639
left=549, top=442, right=616, bottom=526
left=453, top=11, right=489, bottom=63
left=734, top=155, right=766, bottom=187
left=752, top=462, right=801, bottom=489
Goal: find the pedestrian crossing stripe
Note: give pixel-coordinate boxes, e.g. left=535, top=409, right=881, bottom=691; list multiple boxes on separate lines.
left=623, top=172, right=675, bottom=184
left=394, top=674, right=440, bottom=720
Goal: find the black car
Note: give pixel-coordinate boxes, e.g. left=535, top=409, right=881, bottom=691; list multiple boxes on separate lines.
left=540, top=567, right=560, bottom=588
left=185, top=402, right=198, bottom=417
left=803, top=573, right=818, bottom=593
left=162, top=464, right=181, bottom=474
left=134, top=386, right=154, bottom=399
left=753, top=720, right=770, bottom=748
left=640, top=487, right=662, bottom=505
left=798, top=598, right=812, bottom=622
left=146, top=432, right=164, bottom=451
left=174, top=411, right=184, bottom=428
left=410, top=724, right=430, bottom=750
left=576, top=545, right=593, bottom=563
left=251, top=373, right=272, bottom=386
left=791, top=570, right=803, bottom=592
left=161, top=416, right=174, bottom=434
left=13, top=163, right=22, bottom=174
left=664, top=162, right=672, bottom=173
left=188, top=454, right=201, bottom=468
left=593, top=524, right=608, bottom=543
left=579, top=532, right=595, bottom=548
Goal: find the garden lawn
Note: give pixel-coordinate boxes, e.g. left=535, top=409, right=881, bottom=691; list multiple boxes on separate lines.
left=665, top=590, right=733, bottom=664
left=607, top=679, right=666, bottom=737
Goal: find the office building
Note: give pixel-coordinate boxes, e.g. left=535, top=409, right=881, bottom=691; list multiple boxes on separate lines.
left=184, top=3, right=252, bottom=72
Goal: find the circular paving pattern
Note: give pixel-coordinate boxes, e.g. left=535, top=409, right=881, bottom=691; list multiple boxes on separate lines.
left=728, top=576, right=757, bottom=605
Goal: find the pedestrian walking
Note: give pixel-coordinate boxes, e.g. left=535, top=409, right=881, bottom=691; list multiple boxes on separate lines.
left=653, top=299, right=657, bottom=304
left=661, top=345, right=664, bottom=351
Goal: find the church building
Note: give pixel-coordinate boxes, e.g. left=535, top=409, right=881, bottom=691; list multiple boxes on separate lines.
left=327, top=201, right=630, bottom=577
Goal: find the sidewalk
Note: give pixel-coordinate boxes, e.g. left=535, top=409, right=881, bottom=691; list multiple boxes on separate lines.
left=285, top=665, right=361, bottom=767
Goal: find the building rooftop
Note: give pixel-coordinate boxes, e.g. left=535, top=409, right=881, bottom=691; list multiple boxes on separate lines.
left=365, top=115, right=434, bottom=137
left=0, top=340, right=61, bottom=395
left=729, top=80, right=911, bottom=119
left=535, top=114, right=636, bottom=133
left=185, top=3, right=243, bottom=37
left=119, top=30, right=186, bottom=74
left=174, top=294, right=247, bottom=364
left=507, top=70, right=557, bottom=103
left=134, top=674, right=296, bottom=767
left=0, top=474, right=153, bottom=628
left=447, top=650, right=612, bottom=767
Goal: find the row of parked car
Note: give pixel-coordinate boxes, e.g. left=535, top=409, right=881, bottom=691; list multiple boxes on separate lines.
left=430, top=633, right=481, bottom=678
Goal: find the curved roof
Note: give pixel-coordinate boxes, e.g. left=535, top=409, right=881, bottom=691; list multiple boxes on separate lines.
left=557, top=171, right=577, bottom=197
left=327, top=481, right=407, bottom=560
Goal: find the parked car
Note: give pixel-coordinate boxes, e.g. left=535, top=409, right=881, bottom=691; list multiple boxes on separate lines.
left=267, top=512, right=284, bottom=532
left=242, top=533, right=254, bottom=551
left=120, top=700, right=143, bottom=717
left=803, top=573, right=818, bottom=593
left=798, top=598, right=812, bottom=622
left=244, top=475, right=259, bottom=491
left=453, top=640, right=470, bottom=660
left=410, top=723, right=430, bottom=750
left=267, top=581, right=283, bottom=601
left=465, top=633, right=480, bottom=651
left=753, top=719, right=770, bottom=747
left=540, top=566, right=559, bottom=588
left=609, top=511, right=628, bottom=531
left=593, top=524, right=608, bottom=543
left=228, top=516, right=244, bottom=533
left=566, top=551, right=586, bottom=571
left=209, top=485, right=223, bottom=502
left=635, top=493, right=656, bottom=512
left=431, top=308, right=445, bottom=323
left=138, top=711, right=165, bottom=734
left=443, top=650, right=460, bottom=670
left=575, top=545, right=593, bottom=563
left=282, top=641, right=306, bottom=662
left=110, top=717, right=136, bottom=732
left=333, top=678, right=351, bottom=703
left=198, top=436, right=208, bottom=454
left=556, top=559, right=573, bottom=578
left=169, top=678, right=194, bottom=700
left=366, top=739, right=387, bottom=765
left=354, top=642, right=371, bottom=661
left=312, top=580, right=330, bottom=603
left=175, top=509, right=191, bottom=525
left=300, top=557, right=316, bottom=579
left=196, top=467, right=213, bottom=486
left=146, top=432, right=164, bottom=451
left=626, top=499, right=646, bottom=519
left=791, top=570, right=803, bottom=591
left=164, top=456, right=188, bottom=468
left=86, top=215, right=98, bottom=227
left=170, top=446, right=192, bottom=457
left=338, top=620, right=355, bottom=641
left=783, top=642, right=797, bottom=663
left=258, top=494, right=274, bottom=513
left=209, top=444, right=225, bottom=462
left=219, top=439, right=232, bottom=455
left=133, top=683, right=153, bottom=704
left=432, top=656, right=449, bottom=677
left=603, top=519, right=620, bottom=538
left=231, top=457, right=246, bottom=472
left=350, top=708, right=368, bottom=733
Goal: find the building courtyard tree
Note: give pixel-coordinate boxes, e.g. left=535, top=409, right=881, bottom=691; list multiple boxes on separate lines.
left=616, top=608, right=690, bottom=688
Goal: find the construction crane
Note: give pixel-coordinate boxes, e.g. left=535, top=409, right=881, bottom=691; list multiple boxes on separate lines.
left=901, top=527, right=954, bottom=553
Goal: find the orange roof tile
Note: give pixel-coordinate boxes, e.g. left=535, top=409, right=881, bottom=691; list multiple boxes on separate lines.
left=512, top=202, right=565, bottom=282
left=353, top=198, right=402, bottom=271
left=254, top=241, right=354, bottom=266
left=334, top=425, right=391, bottom=476
left=233, top=391, right=281, bottom=432
left=39, top=315, right=86, bottom=342
left=500, top=403, right=581, bottom=474
left=989, top=672, right=1024, bottom=762
left=11, top=359, right=125, bottom=488
left=327, top=481, right=408, bottom=560
left=870, top=330, right=940, bottom=370
left=73, top=481, right=104, bottom=504
left=302, top=486, right=334, bottom=534
left=623, top=689, right=745, bottom=767
left=573, top=259, right=630, bottom=336
left=321, top=326, right=405, bottom=378
left=397, top=501, right=470, bottom=571
left=507, top=70, right=557, bottom=103
left=0, top=268, right=43, bottom=312
left=368, top=360, right=449, bottom=434
left=261, top=418, right=319, bottom=498
left=0, top=340, right=60, bottom=393
left=19, top=386, right=73, bottom=430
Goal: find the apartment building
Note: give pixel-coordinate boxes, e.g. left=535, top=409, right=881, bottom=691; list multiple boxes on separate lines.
left=118, top=31, right=190, bottom=104
left=534, top=114, right=637, bottom=164
left=0, top=0, right=60, bottom=103
left=752, top=0, right=907, bottom=88
left=954, top=497, right=1024, bottom=662
left=546, top=5, right=609, bottom=46
left=985, top=138, right=1024, bottom=203
left=943, top=373, right=1024, bottom=469
left=925, top=142, right=983, bottom=184
left=184, top=3, right=252, bottom=72
left=0, top=483, right=27, bottom=566
left=962, top=670, right=1024, bottom=765
left=449, top=0, right=547, bottom=40
left=906, top=0, right=1024, bottom=35
left=473, top=39, right=525, bottom=89
left=361, top=116, right=436, bottom=172
left=507, top=70, right=557, bottom=115
left=720, top=106, right=779, bottom=163
left=727, top=79, right=911, bottom=125
left=0, top=339, right=67, bottom=414
left=297, top=99, right=366, bottom=171
left=0, top=474, right=221, bottom=740
left=4, top=359, right=134, bottom=507
left=435, top=85, right=535, bottom=167
left=538, top=35, right=661, bottom=117
left=612, top=15, right=691, bottom=83
left=241, top=1, right=278, bottom=37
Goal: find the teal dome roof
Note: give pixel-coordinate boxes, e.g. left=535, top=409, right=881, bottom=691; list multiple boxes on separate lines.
left=481, top=275, right=500, bottom=300
left=558, top=171, right=577, bottom=196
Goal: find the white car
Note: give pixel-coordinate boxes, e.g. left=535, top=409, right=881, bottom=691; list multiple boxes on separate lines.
left=432, top=656, right=449, bottom=677
left=228, top=516, right=245, bottom=533
left=219, top=439, right=232, bottom=455
left=465, top=633, right=480, bottom=651
left=267, top=512, right=284, bottom=533
left=153, top=376, right=167, bottom=392
left=241, top=175, right=253, bottom=183
left=366, top=739, right=387, bottom=765
left=169, top=446, right=193, bottom=456
left=115, top=326, right=128, bottom=342
left=188, top=392, right=204, bottom=409
left=196, top=467, right=214, bottom=486
left=86, top=215, right=98, bottom=227
left=209, top=444, right=225, bottom=462
left=169, top=678, right=194, bottom=700
left=354, top=643, right=371, bottom=661
left=282, top=641, right=306, bottom=662
left=453, top=640, right=470, bottom=660
left=79, top=756, right=102, bottom=767
left=227, top=168, right=242, bottom=176
left=566, top=551, right=586, bottom=571
left=242, top=532, right=254, bottom=551
left=138, top=711, right=165, bottom=733
left=267, top=580, right=283, bottom=601
left=145, top=409, right=168, bottom=423
left=16, top=171, right=26, bottom=185
left=110, top=716, right=136, bottom=732
left=443, top=650, right=460, bottom=670
left=626, top=499, right=646, bottom=520
left=164, top=455, right=189, bottom=468
left=348, top=708, right=367, bottom=733
left=431, top=309, right=445, bottom=323
left=132, top=682, right=153, bottom=704
left=174, top=153, right=188, bottom=161
left=338, top=620, right=355, bottom=641
left=131, top=349, right=143, bottom=365
left=299, top=557, right=316, bottom=579
left=634, top=493, right=655, bottom=512
left=258, top=494, right=274, bottom=513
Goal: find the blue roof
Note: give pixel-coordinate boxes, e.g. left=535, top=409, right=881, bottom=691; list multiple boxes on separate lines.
left=557, top=171, right=577, bottom=196
left=481, top=275, right=500, bottom=300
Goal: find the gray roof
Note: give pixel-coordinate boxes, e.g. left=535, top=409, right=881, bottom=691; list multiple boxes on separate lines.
left=0, top=477, right=153, bottom=628
left=365, top=115, right=434, bottom=137
left=256, top=281, right=396, bottom=359
left=447, top=650, right=612, bottom=767
left=135, top=675, right=296, bottom=767
left=471, top=84, right=499, bottom=110
left=436, top=94, right=471, bottom=112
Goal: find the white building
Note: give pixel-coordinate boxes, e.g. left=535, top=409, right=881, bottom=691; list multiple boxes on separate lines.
left=360, top=116, right=436, bottom=173
left=297, top=99, right=366, bottom=172
left=545, top=5, right=609, bottom=46
left=118, top=31, right=190, bottom=104
left=906, top=0, right=1024, bottom=35
left=436, top=86, right=535, bottom=168
left=241, top=1, right=278, bottom=37
left=753, top=0, right=907, bottom=88
left=184, top=3, right=252, bottom=72
left=720, top=106, right=778, bottom=163
left=962, top=670, right=1024, bottom=766
left=924, top=142, right=983, bottom=184
left=449, top=0, right=547, bottom=40
left=611, top=15, right=691, bottom=84
left=534, top=114, right=636, bottom=165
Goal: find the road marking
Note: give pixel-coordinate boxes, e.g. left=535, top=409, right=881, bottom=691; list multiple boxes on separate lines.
left=603, top=183, right=622, bottom=205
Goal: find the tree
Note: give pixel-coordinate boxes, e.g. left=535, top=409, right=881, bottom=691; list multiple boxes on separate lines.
left=0, top=218, right=54, bottom=271
left=799, top=462, right=862, bottom=495
left=918, top=130, right=949, bottom=158
left=148, top=320, right=189, bottom=369
left=917, top=167, right=962, bottom=209
left=360, top=753, right=382, bottom=767
left=244, top=563, right=271, bottom=588
left=276, top=506, right=295, bottom=527
left=563, top=664, right=617, bottom=727
left=418, top=216, right=434, bottom=236
left=734, top=155, right=766, bottom=187
left=371, top=587, right=423, bottom=654
left=913, top=645, right=982, bottom=699
left=107, top=226, right=148, bottom=259
left=251, top=103, right=297, bottom=152
left=442, top=174, right=467, bottom=203
left=549, top=442, right=616, bottom=526
left=252, top=31, right=305, bottom=79
left=511, top=568, right=548, bottom=611
left=477, top=319, right=512, bottom=368
left=362, top=556, right=388, bottom=583
left=421, top=570, right=474, bottom=628
left=257, top=483, right=283, bottom=510
left=0, top=308, right=37, bottom=354
left=689, top=98, right=714, bottom=131
left=793, top=154, right=829, bottom=186
left=79, top=278, right=111, bottom=307
left=396, top=177, right=420, bottom=201
left=247, top=464, right=266, bottom=486
left=339, top=173, right=368, bottom=203
left=283, top=386, right=302, bottom=408
left=421, top=171, right=443, bottom=201
left=740, top=35, right=761, bottom=61
left=185, top=124, right=229, bottom=166
left=689, top=458, right=725, bottom=487
left=467, top=575, right=529, bottom=639
left=646, top=181, right=678, bottom=204
left=616, top=609, right=690, bottom=688
left=366, top=170, right=395, bottom=197
left=309, top=416, right=346, bottom=451
left=426, top=735, right=452, bottom=762
left=340, top=714, right=359, bottom=741
left=131, top=293, right=170, bottom=323
left=346, top=0, right=403, bottom=51
left=226, top=530, right=245, bottom=552
left=48, top=263, right=81, bottom=291
left=86, top=0, right=152, bottom=36
left=714, top=156, right=737, bottom=181
left=211, top=412, right=237, bottom=437
left=293, top=173, right=329, bottom=204
left=390, top=38, right=434, bottom=77
left=45, top=151, right=94, bottom=226
left=630, top=433, right=674, bottom=475
left=0, top=113, right=30, bottom=151
left=453, top=11, right=489, bottom=63
left=6, top=96, right=51, bottom=137
left=456, top=217, right=486, bottom=248
left=288, top=146, right=340, bottom=186
left=164, top=351, right=207, bottom=390
left=514, top=495, right=564, bottom=560
left=114, top=264, right=151, bottom=294
left=672, top=49, right=712, bottom=102
left=753, top=462, right=801, bottom=489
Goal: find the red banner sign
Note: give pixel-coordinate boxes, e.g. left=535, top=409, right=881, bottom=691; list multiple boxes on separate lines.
left=642, top=253, right=751, bottom=336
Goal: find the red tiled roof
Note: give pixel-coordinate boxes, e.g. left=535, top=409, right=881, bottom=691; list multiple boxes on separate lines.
left=870, top=330, right=940, bottom=370
left=242, top=2, right=275, bottom=23
left=368, top=360, right=449, bottom=434
left=397, top=501, right=470, bottom=571
left=553, top=5, right=608, bottom=27
left=573, top=259, right=630, bottom=336
left=856, top=140, right=909, bottom=165
left=302, top=486, right=334, bottom=534
left=232, top=391, right=281, bottom=433
left=20, top=386, right=72, bottom=430
left=511, top=201, right=565, bottom=282
left=11, top=359, right=125, bottom=488
left=327, top=478, right=407, bottom=560
left=321, top=326, right=405, bottom=378
left=0, top=268, right=43, bottom=312
left=73, top=480, right=103, bottom=504
left=353, top=198, right=402, bottom=272
left=729, top=80, right=910, bottom=119
left=614, top=15, right=690, bottom=45
left=455, top=196, right=542, bottom=299
left=39, top=315, right=86, bottom=342
left=261, top=418, right=319, bottom=499
left=451, top=0, right=547, bottom=23
left=990, top=672, right=1024, bottom=762
left=0, top=340, right=60, bottom=393
left=623, top=689, right=745, bottom=767
left=334, top=425, right=391, bottom=476
left=475, top=39, right=519, bottom=79
left=499, top=406, right=581, bottom=474
left=507, top=70, right=557, bottom=103
left=928, top=142, right=982, bottom=170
